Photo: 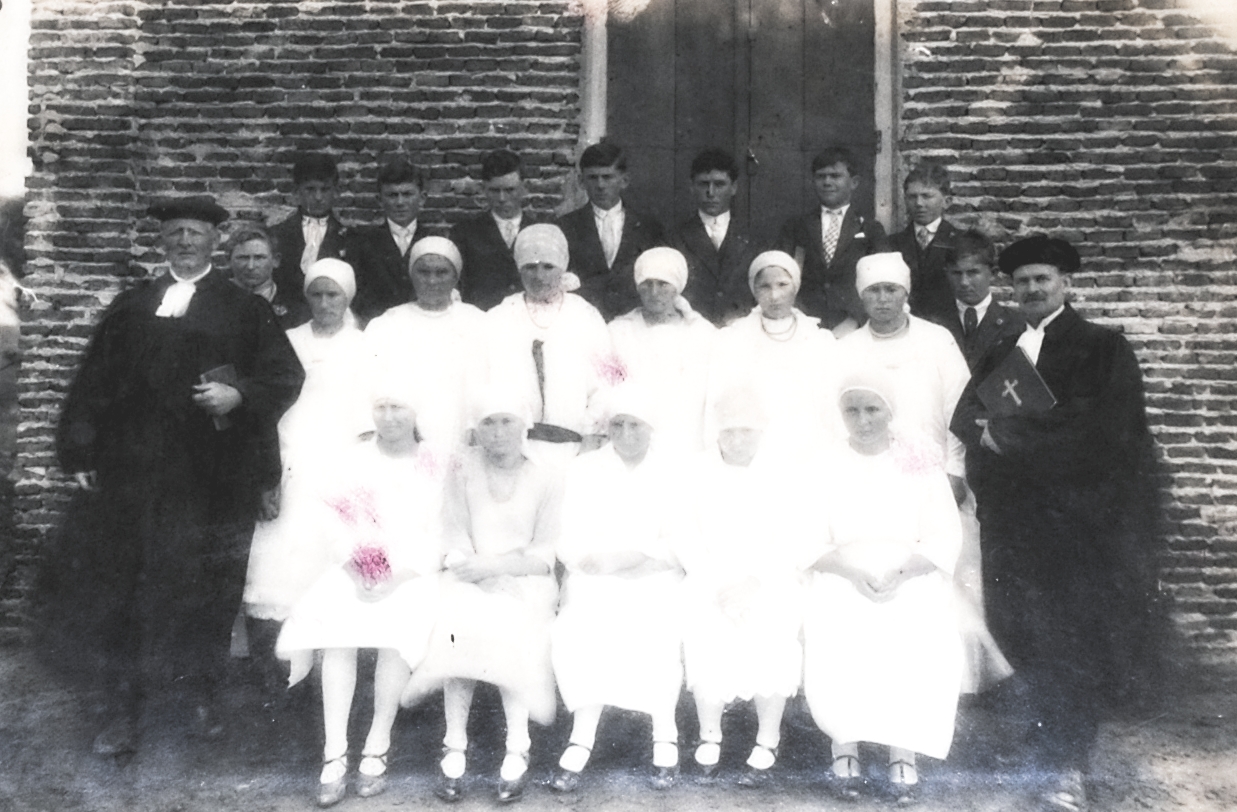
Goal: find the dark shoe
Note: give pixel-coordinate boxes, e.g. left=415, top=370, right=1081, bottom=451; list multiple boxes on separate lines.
left=829, top=755, right=863, bottom=802
left=496, top=751, right=529, bottom=804
left=888, top=760, right=919, bottom=806
left=735, top=745, right=776, bottom=788
left=693, top=740, right=721, bottom=779
left=1041, top=770, right=1087, bottom=812
left=649, top=763, right=679, bottom=790
left=435, top=748, right=466, bottom=803
left=548, top=767, right=581, bottom=793
left=317, top=756, right=348, bottom=808
left=92, top=717, right=137, bottom=757
left=356, top=752, right=388, bottom=798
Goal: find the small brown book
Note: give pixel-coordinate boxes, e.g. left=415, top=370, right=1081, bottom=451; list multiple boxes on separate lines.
left=200, top=364, right=239, bottom=430
left=977, top=347, right=1056, bottom=416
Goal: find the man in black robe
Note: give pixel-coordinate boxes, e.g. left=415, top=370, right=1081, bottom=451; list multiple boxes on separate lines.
left=951, top=235, right=1163, bottom=812
left=47, top=196, right=304, bottom=755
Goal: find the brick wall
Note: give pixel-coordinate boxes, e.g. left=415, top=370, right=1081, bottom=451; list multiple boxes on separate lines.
left=5, top=0, right=584, bottom=637
left=898, top=0, right=1237, bottom=665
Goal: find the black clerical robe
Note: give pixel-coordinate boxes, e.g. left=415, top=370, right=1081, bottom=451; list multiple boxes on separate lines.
left=44, top=270, right=304, bottom=692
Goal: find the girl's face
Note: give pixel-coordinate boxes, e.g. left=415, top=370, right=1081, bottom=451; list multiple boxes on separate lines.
left=477, top=412, right=526, bottom=456
left=753, top=267, right=796, bottom=320
left=519, top=261, right=564, bottom=303
left=372, top=399, right=418, bottom=445
left=609, top=414, right=653, bottom=464
left=840, top=389, right=893, bottom=454
left=717, top=427, right=762, bottom=467
left=306, top=277, right=349, bottom=331
left=410, top=254, right=459, bottom=310
left=860, top=282, right=909, bottom=333
left=637, top=278, right=679, bottom=319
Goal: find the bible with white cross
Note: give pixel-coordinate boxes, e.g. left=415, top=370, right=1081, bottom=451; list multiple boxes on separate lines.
left=976, top=346, right=1057, bottom=416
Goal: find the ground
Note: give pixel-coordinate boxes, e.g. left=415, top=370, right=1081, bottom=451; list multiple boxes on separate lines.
left=0, top=648, right=1234, bottom=812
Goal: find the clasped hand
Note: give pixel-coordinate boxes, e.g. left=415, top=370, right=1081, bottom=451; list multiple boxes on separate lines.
left=192, top=382, right=242, bottom=416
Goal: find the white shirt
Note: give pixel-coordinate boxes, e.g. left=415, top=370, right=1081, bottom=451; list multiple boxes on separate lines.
left=493, top=212, right=523, bottom=248
left=1016, top=304, right=1066, bottom=365
left=820, top=203, right=851, bottom=233
left=301, top=216, right=329, bottom=272
left=956, top=293, right=992, bottom=327
left=916, top=217, right=942, bottom=248
left=387, top=218, right=418, bottom=256
left=699, top=210, right=731, bottom=250
left=593, top=202, right=625, bottom=268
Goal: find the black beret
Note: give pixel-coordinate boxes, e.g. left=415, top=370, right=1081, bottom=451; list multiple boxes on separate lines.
left=148, top=196, right=229, bottom=226
left=998, top=234, right=1081, bottom=275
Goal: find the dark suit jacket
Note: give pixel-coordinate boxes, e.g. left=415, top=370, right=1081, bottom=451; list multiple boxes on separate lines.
left=557, top=202, right=665, bottom=320
left=452, top=211, right=546, bottom=312
left=934, top=299, right=1026, bottom=372
left=346, top=221, right=434, bottom=324
left=268, top=211, right=348, bottom=305
left=671, top=214, right=756, bottom=327
left=776, top=207, right=887, bottom=329
left=890, top=219, right=958, bottom=324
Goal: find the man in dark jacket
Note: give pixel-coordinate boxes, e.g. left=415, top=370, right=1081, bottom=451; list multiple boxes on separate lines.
left=49, top=196, right=304, bottom=756
left=889, top=162, right=959, bottom=324
left=934, top=229, right=1025, bottom=371
left=267, top=152, right=348, bottom=323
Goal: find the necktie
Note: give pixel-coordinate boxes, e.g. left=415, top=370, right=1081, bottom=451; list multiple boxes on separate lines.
left=706, top=218, right=723, bottom=250
left=501, top=219, right=518, bottom=248
left=392, top=224, right=414, bottom=256
left=302, top=217, right=328, bottom=272
left=916, top=225, right=933, bottom=250
left=963, top=306, right=977, bottom=337
left=600, top=210, right=620, bottom=268
left=822, top=210, right=842, bottom=265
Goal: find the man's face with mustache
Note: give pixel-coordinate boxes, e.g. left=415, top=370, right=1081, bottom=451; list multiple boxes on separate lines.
left=1012, top=263, right=1070, bottom=327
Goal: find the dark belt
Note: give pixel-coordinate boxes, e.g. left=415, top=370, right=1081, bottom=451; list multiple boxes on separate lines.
left=527, top=423, right=583, bottom=444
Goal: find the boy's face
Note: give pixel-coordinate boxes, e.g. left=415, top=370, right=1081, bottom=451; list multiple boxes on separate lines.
left=230, top=238, right=278, bottom=291
left=812, top=162, right=858, bottom=209
left=947, top=255, right=994, bottom=307
left=380, top=182, right=423, bottom=227
left=484, top=171, right=526, bottom=220
left=296, top=179, right=338, bottom=218
left=905, top=180, right=947, bottom=227
left=581, top=164, right=629, bottom=211
left=692, top=170, right=738, bottom=217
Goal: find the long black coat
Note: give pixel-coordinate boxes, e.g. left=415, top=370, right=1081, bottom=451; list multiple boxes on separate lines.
left=44, top=270, right=304, bottom=686
left=951, top=304, right=1163, bottom=704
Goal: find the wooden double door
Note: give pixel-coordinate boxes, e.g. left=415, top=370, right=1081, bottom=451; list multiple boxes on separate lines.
left=608, top=0, right=877, bottom=245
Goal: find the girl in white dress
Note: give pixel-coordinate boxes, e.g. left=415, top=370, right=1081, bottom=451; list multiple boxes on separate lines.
left=549, top=385, right=685, bottom=792
left=402, top=389, right=561, bottom=804
left=680, top=387, right=816, bottom=786
left=363, top=237, right=487, bottom=451
left=707, top=251, right=841, bottom=458
left=275, top=384, right=447, bottom=807
left=607, top=247, right=716, bottom=455
left=803, top=368, right=964, bottom=805
left=243, top=259, right=371, bottom=668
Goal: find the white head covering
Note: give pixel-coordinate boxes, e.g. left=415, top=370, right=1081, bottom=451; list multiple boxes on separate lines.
left=633, top=246, right=699, bottom=321
left=602, top=383, right=658, bottom=429
left=713, top=386, right=769, bottom=431
left=855, top=252, right=912, bottom=294
left=304, top=257, right=357, bottom=302
left=836, top=364, right=900, bottom=416
left=747, top=250, right=801, bottom=294
left=471, top=383, right=535, bottom=431
left=513, top=223, right=581, bottom=293
left=407, top=236, right=463, bottom=277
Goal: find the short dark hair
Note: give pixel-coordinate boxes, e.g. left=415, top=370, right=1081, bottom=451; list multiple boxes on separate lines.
left=579, top=142, right=627, bottom=172
left=904, top=162, right=951, bottom=196
left=811, top=146, right=860, bottom=176
left=291, top=153, right=339, bottom=186
left=948, top=229, right=996, bottom=268
left=690, top=148, right=739, bottom=182
left=376, top=156, right=426, bottom=191
left=226, top=225, right=280, bottom=259
left=480, top=150, right=522, bottom=182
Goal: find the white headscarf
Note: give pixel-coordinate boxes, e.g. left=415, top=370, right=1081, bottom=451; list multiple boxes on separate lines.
left=633, top=246, right=698, bottom=321
left=713, top=386, right=769, bottom=431
left=747, top=250, right=801, bottom=294
left=513, top=223, right=581, bottom=292
left=407, top=236, right=463, bottom=277
left=602, top=383, right=658, bottom=430
left=304, top=257, right=357, bottom=302
left=855, top=252, right=912, bottom=294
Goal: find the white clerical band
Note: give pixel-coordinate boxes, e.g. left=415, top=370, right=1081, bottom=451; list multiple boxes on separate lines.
left=155, top=279, right=197, bottom=318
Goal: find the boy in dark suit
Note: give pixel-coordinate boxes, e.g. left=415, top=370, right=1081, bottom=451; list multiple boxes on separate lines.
left=890, top=162, right=958, bottom=323
left=936, top=229, right=1025, bottom=370
left=776, top=146, right=886, bottom=333
left=268, top=153, right=348, bottom=319
left=670, top=148, right=756, bottom=326
left=556, top=142, right=665, bottom=320
left=347, top=157, right=433, bottom=323
left=453, top=149, right=542, bottom=311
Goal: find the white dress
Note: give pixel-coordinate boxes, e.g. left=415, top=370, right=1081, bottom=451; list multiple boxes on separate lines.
left=243, top=321, right=372, bottom=621
left=363, top=299, right=488, bottom=451
left=838, top=316, right=1012, bottom=693
left=275, top=440, right=446, bottom=682
left=608, top=309, right=716, bottom=455
left=403, top=448, right=562, bottom=725
left=483, top=293, right=612, bottom=469
left=707, top=307, right=841, bottom=455
left=678, top=445, right=816, bottom=703
left=802, top=440, right=964, bottom=760
left=551, top=446, right=684, bottom=715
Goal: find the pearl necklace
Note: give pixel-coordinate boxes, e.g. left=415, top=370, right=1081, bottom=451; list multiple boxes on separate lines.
left=760, top=312, right=798, bottom=342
